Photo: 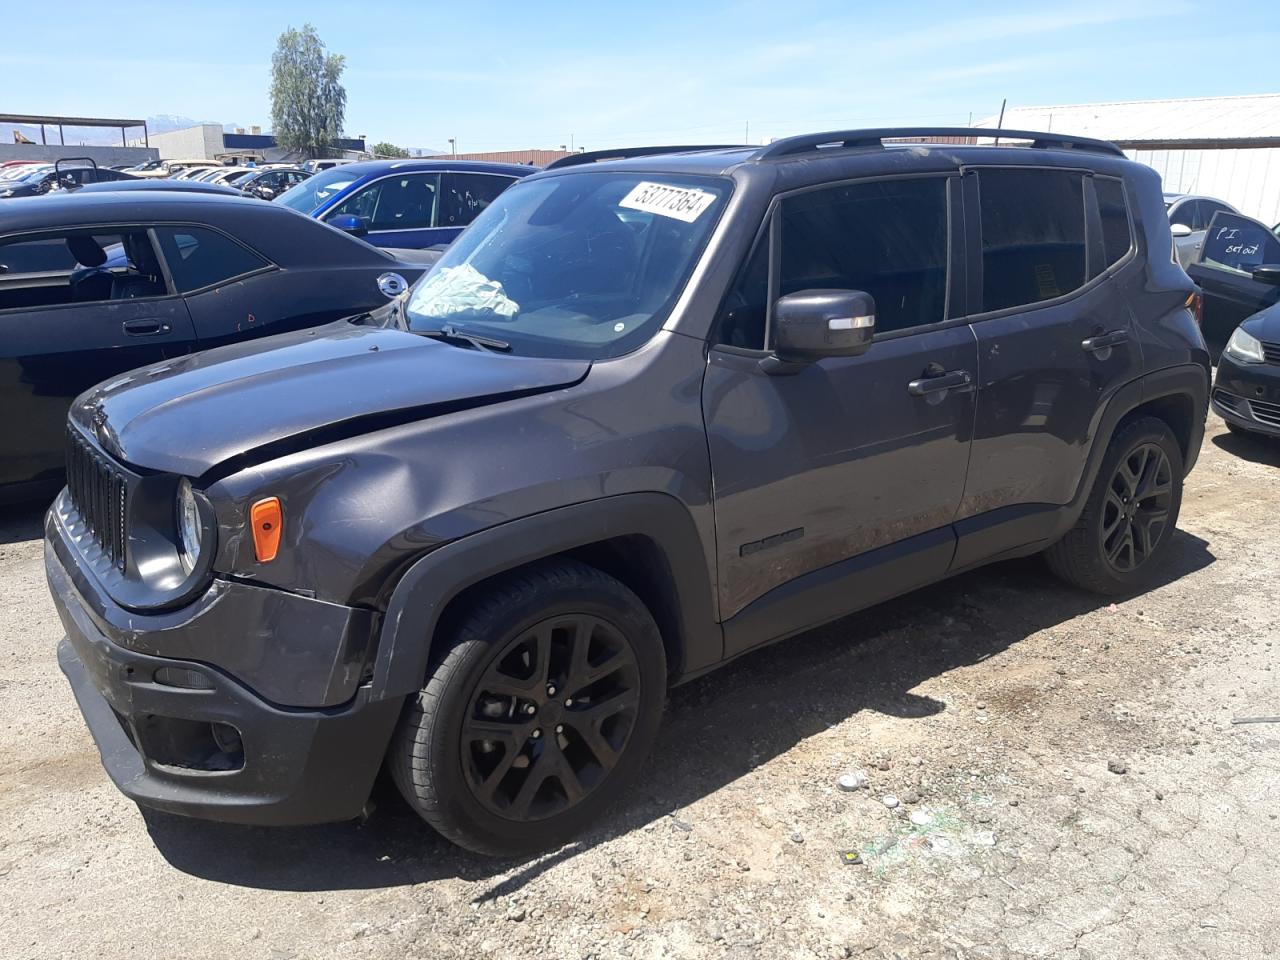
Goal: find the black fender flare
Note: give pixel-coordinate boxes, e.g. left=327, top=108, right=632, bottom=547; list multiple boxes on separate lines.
left=369, top=493, right=723, bottom=700
left=1046, top=362, right=1208, bottom=544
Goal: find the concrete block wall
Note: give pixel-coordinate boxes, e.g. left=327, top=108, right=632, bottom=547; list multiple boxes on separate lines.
left=0, top=144, right=158, bottom=165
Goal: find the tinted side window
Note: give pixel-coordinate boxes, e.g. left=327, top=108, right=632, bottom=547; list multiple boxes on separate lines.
left=1200, top=212, right=1280, bottom=275
left=979, top=169, right=1085, bottom=312
left=0, top=230, right=159, bottom=310
left=778, top=177, right=949, bottom=335
left=329, top=173, right=441, bottom=230
left=1095, top=177, right=1133, bottom=271
left=1199, top=202, right=1231, bottom=229
left=155, top=227, right=269, bottom=293
left=440, top=174, right=515, bottom=227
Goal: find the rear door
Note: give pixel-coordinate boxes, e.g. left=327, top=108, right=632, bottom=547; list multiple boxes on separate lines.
left=1187, top=211, right=1280, bottom=351
left=956, top=168, right=1142, bottom=564
left=0, top=228, right=193, bottom=488
left=703, top=174, right=977, bottom=652
left=438, top=172, right=520, bottom=240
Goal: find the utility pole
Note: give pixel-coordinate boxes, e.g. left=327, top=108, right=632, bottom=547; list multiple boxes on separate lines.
left=744, top=120, right=749, bottom=144
left=448, top=138, right=456, bottom=156
left=994, top=98, right=1006, bottom=145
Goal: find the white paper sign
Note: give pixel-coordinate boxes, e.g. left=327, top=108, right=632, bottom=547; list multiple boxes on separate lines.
left=619, top=181, right=716, bottom=223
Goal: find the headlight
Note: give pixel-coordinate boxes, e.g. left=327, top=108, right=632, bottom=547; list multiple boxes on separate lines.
left=1225, top=327, right=1265, bottom=363
left=177, top=479, right=204, bottom=574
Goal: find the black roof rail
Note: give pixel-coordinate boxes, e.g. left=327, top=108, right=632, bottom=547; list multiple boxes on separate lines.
left=754, top=128, right=1126, bottom=160
left=546, top=144, right=749, bottom=170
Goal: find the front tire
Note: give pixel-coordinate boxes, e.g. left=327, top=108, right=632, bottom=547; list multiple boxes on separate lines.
left=389, top=559, right=667, bottom=856
left=1045, top=416, right=1184, bottom=595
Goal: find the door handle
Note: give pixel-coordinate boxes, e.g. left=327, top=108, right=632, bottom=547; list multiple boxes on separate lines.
left=1082, top=329, right=1128, bottom=353
left=908, top=369, right=973, bottom=396
left=122, top=318, right=172, bottom=337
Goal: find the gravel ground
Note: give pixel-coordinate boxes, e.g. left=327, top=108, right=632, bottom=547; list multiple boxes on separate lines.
left=2, top=414, right=1278, bottom=960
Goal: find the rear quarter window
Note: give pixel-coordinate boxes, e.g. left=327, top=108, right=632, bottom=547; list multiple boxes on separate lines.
left=155, top=226, right=269, bottom=293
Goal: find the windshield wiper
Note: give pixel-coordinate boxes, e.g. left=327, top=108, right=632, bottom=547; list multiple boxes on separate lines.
left=411, top=324, right=511, bottom=352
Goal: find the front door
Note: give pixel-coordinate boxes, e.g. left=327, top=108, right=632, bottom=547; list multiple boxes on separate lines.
left=957, top=168, right=1143, bottom=560
left=702, top=175, right=977, bottom=655
left=0, top=228, right=194, bottom=489
left=322, top=172, right=454, bottom=250
left=1187, top=211, right=1280, bottom=352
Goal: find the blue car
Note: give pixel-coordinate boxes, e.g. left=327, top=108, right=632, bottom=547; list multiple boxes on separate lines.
left=274, top=159, right=533, bottom=249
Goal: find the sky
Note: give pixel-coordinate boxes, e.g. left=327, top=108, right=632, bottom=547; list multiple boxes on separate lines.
left=5, top=0, right=1280, bottom=153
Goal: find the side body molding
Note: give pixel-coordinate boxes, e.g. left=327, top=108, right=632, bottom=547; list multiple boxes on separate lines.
left=370, top=493, right=723, bottom=699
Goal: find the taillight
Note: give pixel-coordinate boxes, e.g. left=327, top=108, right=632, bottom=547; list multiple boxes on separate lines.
left=1186, top=291, right=1203, bottom=327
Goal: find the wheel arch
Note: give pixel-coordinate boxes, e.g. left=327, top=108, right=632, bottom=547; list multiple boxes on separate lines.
left=1047, top=363, right=1208, bottom=545
left=369, top=493, right=723, bottom=701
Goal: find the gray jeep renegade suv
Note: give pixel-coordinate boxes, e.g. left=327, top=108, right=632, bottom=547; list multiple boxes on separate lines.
left=47, top=129, right=1210, bottom=855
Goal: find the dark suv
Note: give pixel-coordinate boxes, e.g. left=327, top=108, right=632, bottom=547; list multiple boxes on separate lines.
left=48, top=129, right=1209, bottom=856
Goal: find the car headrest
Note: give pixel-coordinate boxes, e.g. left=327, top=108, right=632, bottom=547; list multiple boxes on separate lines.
left=66, top=235, right=107, bottom=268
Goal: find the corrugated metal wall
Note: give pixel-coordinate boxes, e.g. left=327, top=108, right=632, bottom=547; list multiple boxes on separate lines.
left=1127, top=147, right=1280, bottom=226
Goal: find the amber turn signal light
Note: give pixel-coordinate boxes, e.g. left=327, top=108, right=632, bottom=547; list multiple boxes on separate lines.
left=250, top=497, right=282, bottom=563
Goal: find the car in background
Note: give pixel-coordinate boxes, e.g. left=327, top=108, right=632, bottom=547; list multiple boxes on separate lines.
left=1166, top=193, right=1237, bottom=269
left=131, top=159, right=218, bottom=179
left=232, top=166, right=311, bottom=200
left=170, top=165, right=220, bottom=181
left=302, top=158, right=358, bottom=173
left=274, top=158, right=533, bottom=249
left=1186, top=210, right=1280, bottom=351
left=0, top=162, right=51, bottom=183
left=191, top=167, right=251, bottom=185
left=0, top=161, right=135, bottom=198
left=1211, top=295, right=1280, bottom=439
left=0, top=191, right=428, bottom=502
left=72, top=179, right=243, bottom=197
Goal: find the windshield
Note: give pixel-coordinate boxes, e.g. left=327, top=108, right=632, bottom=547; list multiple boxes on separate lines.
left=277, top=165, right=361, bottom=213
left=404, top=173, right=729, bottom=360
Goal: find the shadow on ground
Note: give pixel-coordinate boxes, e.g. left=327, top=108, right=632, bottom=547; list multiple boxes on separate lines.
left=0, top=501, right=48, bottom=546
left=1211, top=429, right=1280, bottom=467
left=144, top=528, right=1215, bottom=894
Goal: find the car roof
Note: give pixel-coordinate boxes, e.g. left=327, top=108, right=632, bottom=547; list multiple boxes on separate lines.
left=528, top=129, right=1139, bottom=185
left=336, top=158, right=535, bottom=179
left=0, top=189, right=287, bottom=232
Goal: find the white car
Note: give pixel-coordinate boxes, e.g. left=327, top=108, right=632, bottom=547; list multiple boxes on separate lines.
left=1165, top=193, right=1237, bottom=269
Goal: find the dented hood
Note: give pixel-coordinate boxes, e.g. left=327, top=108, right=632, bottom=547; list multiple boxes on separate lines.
left=71, top=321, right=589, bottom=477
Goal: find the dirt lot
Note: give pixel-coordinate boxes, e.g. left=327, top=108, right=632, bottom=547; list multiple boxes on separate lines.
left=2, top=414, right=1278, bottom=960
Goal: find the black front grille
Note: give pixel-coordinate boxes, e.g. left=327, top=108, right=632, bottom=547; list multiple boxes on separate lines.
left=1250, top=397, right=1280, bottom=428
left=1213, top=389, right=1242, bottom=414
left=65, top=427, right=128, bottom=570
left=1263, top=342, right=1280, bottom=364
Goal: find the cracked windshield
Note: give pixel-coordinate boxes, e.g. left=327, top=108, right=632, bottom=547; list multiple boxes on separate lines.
left=405, top=174, right=729, bottom=359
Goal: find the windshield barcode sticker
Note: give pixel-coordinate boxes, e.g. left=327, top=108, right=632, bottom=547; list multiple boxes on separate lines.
left=620, top=182, right=716, bottom=223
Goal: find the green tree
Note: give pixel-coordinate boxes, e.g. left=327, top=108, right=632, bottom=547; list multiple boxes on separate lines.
left=372, top=141, right=410, bottom=158
left=269, top=24, right=347, bottom=159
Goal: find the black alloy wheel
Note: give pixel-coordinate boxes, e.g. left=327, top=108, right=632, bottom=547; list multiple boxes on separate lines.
left=462, top=614, right=641, bottom=821
left=389, top=559, right=666, bottom=856
left=1100, top=441, right=1174, bottom=574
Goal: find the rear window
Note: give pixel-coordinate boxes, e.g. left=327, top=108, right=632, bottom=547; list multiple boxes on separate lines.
left=978, top=169, right=1086, bottom=313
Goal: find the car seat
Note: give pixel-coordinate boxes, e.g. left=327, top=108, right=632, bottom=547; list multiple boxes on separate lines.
left=111, top=234, right=167, bottom=300
left=66, top=236, right=114, bottom=302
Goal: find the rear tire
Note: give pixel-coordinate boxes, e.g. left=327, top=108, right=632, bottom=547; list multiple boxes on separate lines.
left=1045, top=416, right=1184, bottom=595
left=389, top=559, right=666, bottom=856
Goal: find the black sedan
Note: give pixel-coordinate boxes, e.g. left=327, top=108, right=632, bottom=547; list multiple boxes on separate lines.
left=1212, top=294, right=1280, bottom=438
left=0, top=191, right=426, bottom=502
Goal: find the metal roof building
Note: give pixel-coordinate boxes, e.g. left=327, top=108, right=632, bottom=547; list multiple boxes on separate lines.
left=976, top=94, right=1280, bottom=225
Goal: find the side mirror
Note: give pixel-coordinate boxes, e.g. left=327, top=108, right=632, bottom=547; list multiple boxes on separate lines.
left=766, top=289, right=875, bottom=373
left=1170, top=223, right=1194, bottom=238
left=330, top=214, right=370, bottom=237
left=1253, top=264, right=1280, bottom=285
